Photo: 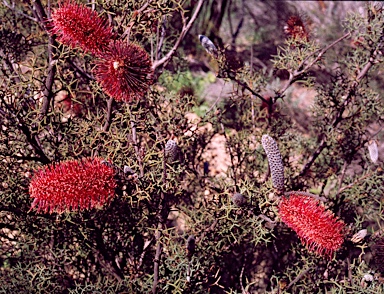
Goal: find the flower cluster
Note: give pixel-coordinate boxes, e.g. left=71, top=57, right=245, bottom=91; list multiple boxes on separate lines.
left=29, top=157, right=117, bottom=213
left=50, top=1, right=153, bottom=101
left=279, top=193, right=345, bottom=258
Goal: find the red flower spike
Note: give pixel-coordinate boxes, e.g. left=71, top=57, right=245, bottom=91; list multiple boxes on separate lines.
left=279, top=193, right=345, bottom=258
left=29, top=157, right=117, bottom=213
left=50, top=1, right=114, bottom=55
left=93, top=41, right=153, bottom=102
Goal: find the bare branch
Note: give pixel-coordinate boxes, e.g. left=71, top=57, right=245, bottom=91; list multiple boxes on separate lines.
left=152, top=139, right=168, bottom=294
left=3, top=0, right=38, bottom=22
left=130, top=114, right=144, bottom=178
left=39, top=35, right=57, bottom=118
left=121, top=0, right=153, bottom=40
left=286, top=267, right=312, bottom=291
left=152, top=0, right=204, bottom=71
left=102, top=97, right=114, bottom=132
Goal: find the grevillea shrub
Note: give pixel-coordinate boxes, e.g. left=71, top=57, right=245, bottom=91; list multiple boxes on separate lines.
left=1, top=1, right=384, bottom=293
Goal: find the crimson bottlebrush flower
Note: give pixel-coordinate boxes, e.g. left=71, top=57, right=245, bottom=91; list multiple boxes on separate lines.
left=279, top=193, right=345, bottom=258
left=29, top=157, right=117, bottom=213
left=93, top=41, right=153, bottom=102
left=50, top=1, right=114, bottom=55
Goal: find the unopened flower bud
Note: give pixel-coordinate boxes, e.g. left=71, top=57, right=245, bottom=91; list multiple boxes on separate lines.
left=199, top=35, right=218, bottom=59
left=232, top=193, right=246, bottom=207
left=362, top=273, right=374, bottom=282
left=261, top=135, right=285, bottom=192
left=186, top=235, right=196, bottom=258
left=351, top=229, right=368, bottom=243
left=165, top=140, right=180, bottom=163
left=368, top=140, right=379, bottom=163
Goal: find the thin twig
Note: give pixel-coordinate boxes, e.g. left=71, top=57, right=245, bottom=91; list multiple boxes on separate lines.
left=240, top=258, right=248, bottom=294
left=231, top=77, right=268, bottom=104
left=205, top=81, right=226, bottom=115
left=336, top=161, right=348, bottom=197
left=67, top=58, right=94, bottom=81
left=39, top=35, right=57, bottom=118
left=152, top=141, right=168, bottom=294
left=338, top=169, right=377, bottom=194
left=156, top=16, right=166, bottom=61
left=286, top=267, right=312, bottom=291
left=347, top=257, right=352, bottom=283
left=220, top=122, right=238, bottom=186
left=0, top=95, right=50, bottom=164
left=121, top=0, right=153, bottom=40
left=129, top=111, right=144, bottom=178
left=152, top=0, right=204, bottom=70
left=102, top=97, right=114, bottom=132
left=284, top=191, right=327, bottom=202
left=3, top=0, right=38, bottom=22
left=94, top=97, right=114, bottom=157
left=197, top=219, right=218, bottom=244
left=231, top=0, right=245, bottom=47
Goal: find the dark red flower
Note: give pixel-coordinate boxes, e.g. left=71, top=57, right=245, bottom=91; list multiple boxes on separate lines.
left=93, top=41, right=153, bottom=102
left=50, top=1, right=114, bottom=55
left=284, top=15, right=310, bottom=42
left=29, top=157, right=117, bottom=213
left=279, top=193, right=345, bottom=258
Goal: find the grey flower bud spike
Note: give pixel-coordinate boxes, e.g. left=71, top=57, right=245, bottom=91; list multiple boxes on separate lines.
left=261, top=135, right=285, bottom=192
left=165, top=139, right=180, bottom=163
left=232, top=193, right=246, bottom=207
left=199, top=35, right=218, bottom=59
left=186, top=235, right=196, bottom=258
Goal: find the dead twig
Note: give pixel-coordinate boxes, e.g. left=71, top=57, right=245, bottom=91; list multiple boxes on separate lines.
left=129, top=111, right=144, bottom=178
left=152, top=138, right=168, bottom=294
left=152, top=0, right=204, bottom=71
left=286, top=267, right=312, bottom=291
left=338, top=169, right=377, bottom=194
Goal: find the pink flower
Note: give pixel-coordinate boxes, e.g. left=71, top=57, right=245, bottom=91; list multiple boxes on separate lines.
left=29, top=157, right=117, bottom=213
left=93, top=41, right=153, bottom=102
left=279, top=193, right=345, bottom=258
left=50, top=1, right=114, bottom=55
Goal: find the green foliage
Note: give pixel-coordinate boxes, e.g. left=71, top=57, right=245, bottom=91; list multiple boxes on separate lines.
left=1, top=1, right=384, bottom=293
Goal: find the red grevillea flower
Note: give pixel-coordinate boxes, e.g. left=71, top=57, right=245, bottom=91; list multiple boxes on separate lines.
left=50, top=1, right=114, bottom=55
left=279, top=193, right=345, bottom=258
left=29, top=157, right=117, bottom=213
left=93, top=41, right=153, bottom=102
